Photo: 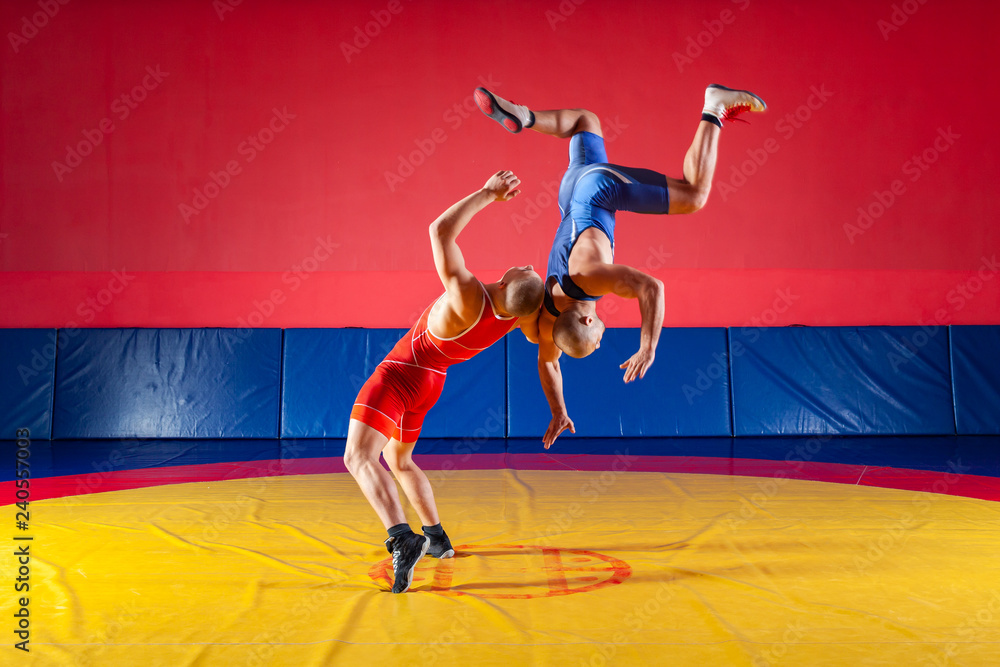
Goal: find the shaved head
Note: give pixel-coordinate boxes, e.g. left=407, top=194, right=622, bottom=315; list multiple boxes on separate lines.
left=498, top=267, right=543, bottom=317
left=552, top=310, right=605, bottom=358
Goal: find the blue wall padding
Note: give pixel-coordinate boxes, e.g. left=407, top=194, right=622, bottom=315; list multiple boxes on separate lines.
left=420, top=339, right=506, bottom=439
left=281, top=328, right=406, bottom=438
left=735, top=435, right=1000, bottom=477
left=730, top=326, right=955, bottom=436
left=507, top=437, right=734, bottom=457
left=52, top=329, right=282, bottom=439
left=507, top=328, right=732, bottom=438
left=281, top=328, right=506, bottom=439
left=951, top=326, right=1000, bottom=434
left=0, top=329, right=56, bottom=438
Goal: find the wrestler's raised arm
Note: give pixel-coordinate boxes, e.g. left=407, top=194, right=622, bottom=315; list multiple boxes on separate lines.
left=428, top=171, right=521, bottom=323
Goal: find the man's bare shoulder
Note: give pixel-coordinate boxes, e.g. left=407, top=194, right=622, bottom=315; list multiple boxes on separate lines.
left=428, top=282, right=485, bottom=338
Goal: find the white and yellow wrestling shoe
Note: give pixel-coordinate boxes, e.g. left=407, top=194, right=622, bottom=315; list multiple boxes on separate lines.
left=703, top=84, right=767, bottom=124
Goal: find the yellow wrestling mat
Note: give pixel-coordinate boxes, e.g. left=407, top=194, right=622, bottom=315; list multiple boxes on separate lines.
left=6, top=469, right=1000, bottom=666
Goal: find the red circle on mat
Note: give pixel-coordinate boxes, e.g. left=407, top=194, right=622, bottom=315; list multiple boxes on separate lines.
left=368, top=544, right=631, bottom=598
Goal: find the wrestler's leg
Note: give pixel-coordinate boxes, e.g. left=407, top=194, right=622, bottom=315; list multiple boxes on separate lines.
left=668, top=85, right=766, bottom=213
left=531, top=108, right=603, bottom=139
left=477, top=87, right=711, bottom=213
left=343, top=419, right=407, bottom=529
left=382, top=437, right=441, bottom=527
left=666, top=120, right=720, bottom=215
left=474, top=87, right=602, bottom=138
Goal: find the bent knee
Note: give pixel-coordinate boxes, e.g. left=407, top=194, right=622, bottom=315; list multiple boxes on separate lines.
left=387, top=455, right=418, bottom=474
left=343, top=447, right=375, bottom=474
left=381, top=447, right=412, bottom=472
left=576, top=110, right=602, bottom=135
left=689, top=190, right=710, bottom=212
left=673, top=186, right=710, bottom=214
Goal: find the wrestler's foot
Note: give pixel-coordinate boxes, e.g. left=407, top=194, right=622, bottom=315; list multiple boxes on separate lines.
left=385, top=532, right=429, bottom=593
left=424, top=527, right=455, bottom=559
left=703, top=84, right=767, bottom=124
left=475, top=87, right=534, bottom=133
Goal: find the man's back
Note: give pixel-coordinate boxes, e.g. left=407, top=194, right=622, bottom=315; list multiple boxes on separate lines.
left=386, top=286, right=516, bottom=373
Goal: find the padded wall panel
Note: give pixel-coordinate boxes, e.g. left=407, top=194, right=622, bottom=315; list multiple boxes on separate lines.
left=730, top=327, right=955, bottom=436
left=420, top=340, right=506, bottom=439
left=281, top=329, right=506, bottom=439
left=0, top=329, right=56, bottom=439
left=53, top=329, right=281, bottom=439
left=508, top=328, right=732, bottom=439
left=282, top=329, right=406, bottom=438
left=951, top=326, right=1000, bottom=434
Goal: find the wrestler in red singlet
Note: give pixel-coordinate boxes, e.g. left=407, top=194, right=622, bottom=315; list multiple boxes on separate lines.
left=351, top=284, right=516, bottom=442
left=345, top=170, right=543, bottom=594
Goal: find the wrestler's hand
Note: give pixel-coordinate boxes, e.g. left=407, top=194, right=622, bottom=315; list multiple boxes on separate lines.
left=543, top=412, right=575, bottom=449
left=620, top=347, right=655, bottom=383
left=483, top=170, right=521, bottom=202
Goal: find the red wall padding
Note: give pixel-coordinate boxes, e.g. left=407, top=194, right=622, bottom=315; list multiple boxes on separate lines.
left=2, top=0, right=998, bottom=328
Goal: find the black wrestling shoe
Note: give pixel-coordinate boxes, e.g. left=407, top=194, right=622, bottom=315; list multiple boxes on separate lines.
left=424, top=528, right=455, bottom=559
left=385, top=533, right=429, bottom=594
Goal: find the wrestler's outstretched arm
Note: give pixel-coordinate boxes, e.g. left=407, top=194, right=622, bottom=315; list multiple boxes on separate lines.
left=538, top=332, right=575, bottom=449
left=516, top=307, right=573, bottom=448
left=428, top=171, right=521, bottom=324
left=585, top=263, right=665, bottom=382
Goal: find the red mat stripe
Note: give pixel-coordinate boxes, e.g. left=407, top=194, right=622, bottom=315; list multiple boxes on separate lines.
left=4, top=454, right=999, bottom=504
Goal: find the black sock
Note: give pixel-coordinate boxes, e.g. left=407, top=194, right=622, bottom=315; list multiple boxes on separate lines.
left=525, top=110, right=535, bottom=128
left=701, top=112, right=722, bottom=128
left=387, top=523, right=412, bottom=539
left=422, top=523, right=445, bottom=537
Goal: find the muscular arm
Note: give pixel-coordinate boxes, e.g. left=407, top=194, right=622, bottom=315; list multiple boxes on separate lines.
left=537, top=313, right=575, bottom=448
left=428, top=171, right=521, bottom=325
left=583, top=263, right=665, bottom=382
